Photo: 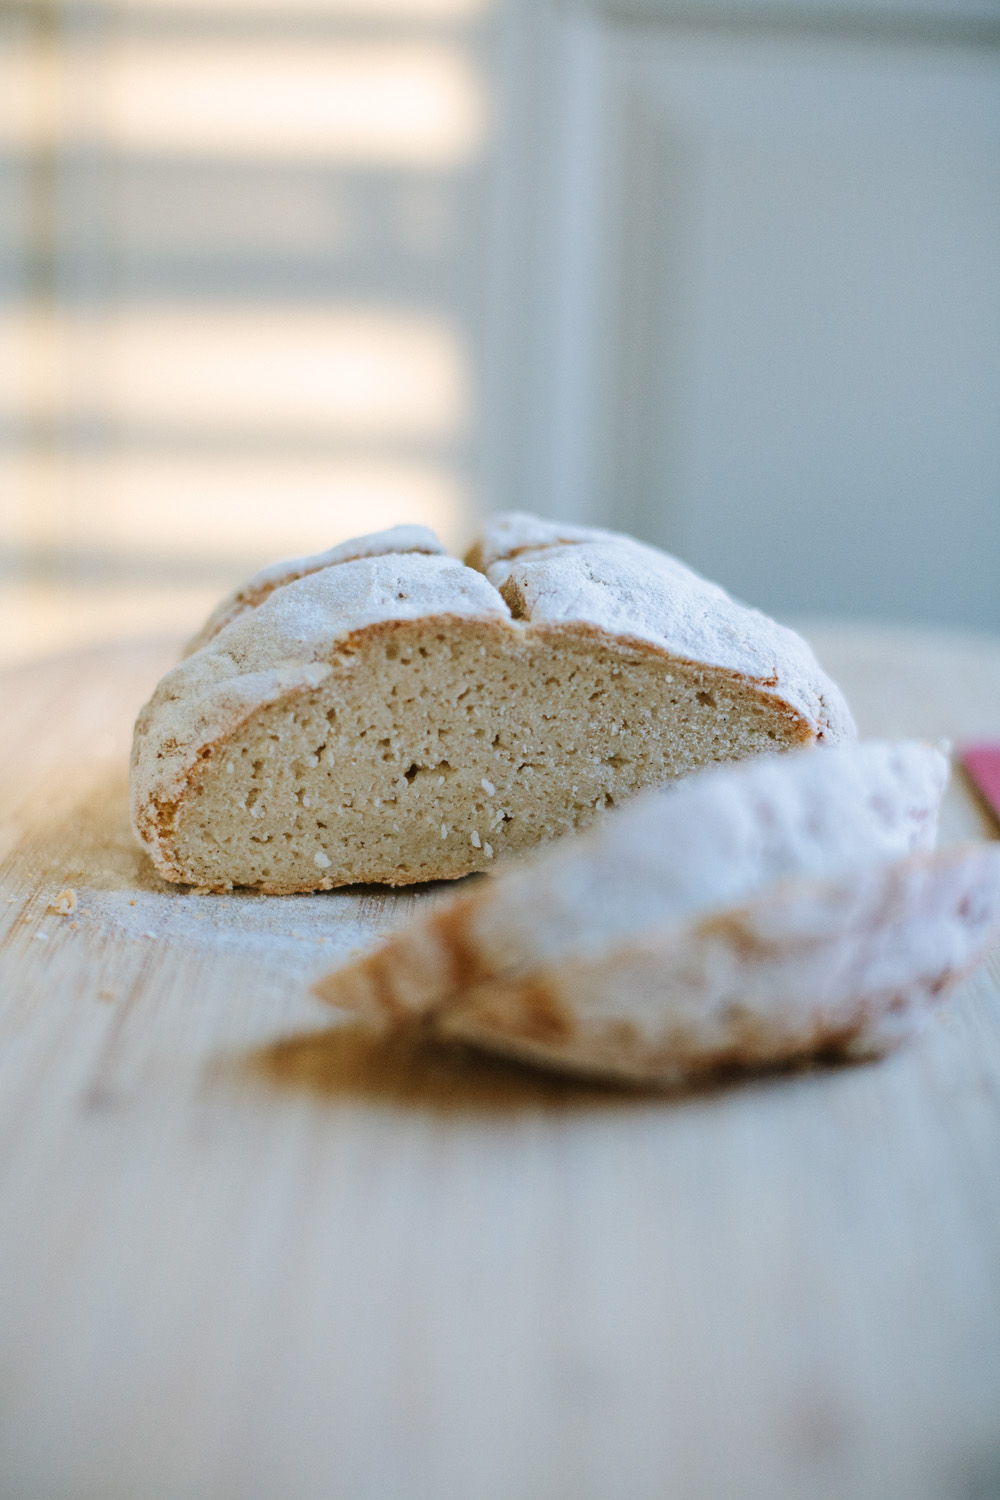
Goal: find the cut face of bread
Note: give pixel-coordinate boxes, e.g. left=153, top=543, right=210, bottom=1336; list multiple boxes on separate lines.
left=314, top=741, right=1000, bottom=1085
left=131, top=515, right=856, bottom=892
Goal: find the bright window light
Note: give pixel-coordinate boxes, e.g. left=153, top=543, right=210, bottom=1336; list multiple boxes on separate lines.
left=119, top=0, right=486, bottom=14
left=0, top=451, right=466, bottom=556
left=0, top=42, right=38, bottom=151
left=101, top=41, right=487, bottom=165
left=0, top=38, right=488, bottom=162
left=105, top=307, right=470, bottom=437
left=0, top=306, right=471, bottom=439
left=99, top=454, right=467, bottom=554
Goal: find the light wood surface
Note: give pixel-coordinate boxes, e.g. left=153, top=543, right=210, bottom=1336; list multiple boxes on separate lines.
left=2, top=625, right=1000, bottom=1500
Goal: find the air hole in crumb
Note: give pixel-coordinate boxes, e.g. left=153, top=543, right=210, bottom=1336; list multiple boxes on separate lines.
left=696, top=690, right=716, bottom=708
left=404, top=763, right=419, bottom=784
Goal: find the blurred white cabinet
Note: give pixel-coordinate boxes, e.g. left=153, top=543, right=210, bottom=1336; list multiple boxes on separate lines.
left=2, top=0, right=997, bottom=635
left=484, top=0, right=1000, bottom=626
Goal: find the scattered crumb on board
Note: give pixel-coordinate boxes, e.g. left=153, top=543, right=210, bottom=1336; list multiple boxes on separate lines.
left=68, top=881, right=454, bottom=983
left=0, top=770, right=475, bottom=986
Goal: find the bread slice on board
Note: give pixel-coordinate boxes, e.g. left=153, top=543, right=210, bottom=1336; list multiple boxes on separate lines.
left=130, top=514, right=855, bottom=893
left=314, top=740, right=1000, bottom=1085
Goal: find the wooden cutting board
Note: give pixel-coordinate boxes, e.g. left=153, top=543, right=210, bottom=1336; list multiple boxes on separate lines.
left=2, top=626, right=1000, bottom=1500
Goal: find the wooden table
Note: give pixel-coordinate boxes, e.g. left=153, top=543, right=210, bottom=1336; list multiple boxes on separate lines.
left=2, top=625, right=1000, bottom=1500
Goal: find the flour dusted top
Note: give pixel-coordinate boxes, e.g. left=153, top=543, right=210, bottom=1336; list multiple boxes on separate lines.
left=185, top=524, right=447, bottom=656
left=479, top=514, right=854, bottom=741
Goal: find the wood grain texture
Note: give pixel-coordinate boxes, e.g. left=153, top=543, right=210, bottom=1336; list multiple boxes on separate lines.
left=2, top=627, right=1000, bottom=1500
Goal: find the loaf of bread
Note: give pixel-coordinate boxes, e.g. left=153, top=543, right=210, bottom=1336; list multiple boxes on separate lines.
left=314, top=740, right=1000, bottom=1084
left=130, top=514, right=855, bottom=893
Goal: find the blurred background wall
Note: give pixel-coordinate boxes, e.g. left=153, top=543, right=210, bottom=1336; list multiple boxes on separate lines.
left=0, top=0, right=998, bottom=661
left=0, top=0, right=492, bottom=656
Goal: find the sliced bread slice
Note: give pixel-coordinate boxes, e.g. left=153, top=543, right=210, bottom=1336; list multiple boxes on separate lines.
left=431, top=847, right=1000, bottom=1084
left=314, top=741, right=1000, bottom=1084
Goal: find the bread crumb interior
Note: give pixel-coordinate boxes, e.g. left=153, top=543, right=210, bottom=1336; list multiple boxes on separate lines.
left=168, top=619, right=810, bottom=891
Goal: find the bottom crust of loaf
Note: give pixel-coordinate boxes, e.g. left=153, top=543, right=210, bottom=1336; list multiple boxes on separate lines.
left=146, top=616, right=813, bottom=893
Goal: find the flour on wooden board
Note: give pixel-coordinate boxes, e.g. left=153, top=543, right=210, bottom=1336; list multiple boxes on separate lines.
left=0, top=766, right=458, bottom=984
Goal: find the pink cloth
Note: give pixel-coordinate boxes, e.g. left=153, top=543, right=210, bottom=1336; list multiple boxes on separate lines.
left=960, top=744, right=1000, bottom=824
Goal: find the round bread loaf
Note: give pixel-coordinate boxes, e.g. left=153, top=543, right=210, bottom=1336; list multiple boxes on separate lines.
left=130, top=514, right=855, bottom=892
